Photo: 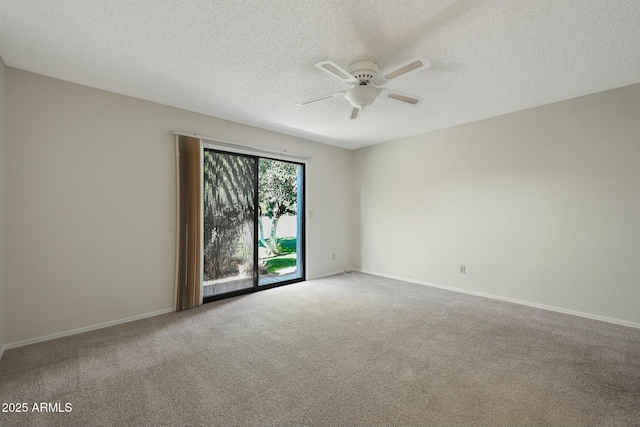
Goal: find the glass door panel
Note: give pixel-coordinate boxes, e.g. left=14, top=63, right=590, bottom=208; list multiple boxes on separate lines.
left=202, top=150, right=257, bottom=298
left=258, top=159, right=304, bottom=286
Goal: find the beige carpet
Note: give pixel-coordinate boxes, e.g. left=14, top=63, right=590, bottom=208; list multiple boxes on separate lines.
left=1, top=273, right=639, bottom=426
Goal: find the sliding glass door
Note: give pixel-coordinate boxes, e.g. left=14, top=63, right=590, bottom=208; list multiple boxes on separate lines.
left=202, top=148, right=304, bottom=301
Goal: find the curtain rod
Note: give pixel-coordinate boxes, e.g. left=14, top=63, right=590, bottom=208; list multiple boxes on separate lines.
left=170, top=131, right=312, bottom=160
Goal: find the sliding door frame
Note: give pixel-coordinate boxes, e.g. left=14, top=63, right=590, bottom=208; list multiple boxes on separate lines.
left=202, top=141, right=306, bottom=303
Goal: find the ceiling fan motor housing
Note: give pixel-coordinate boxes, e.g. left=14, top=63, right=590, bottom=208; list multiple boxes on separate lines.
left=344, top=61, right=381, bottom=108
left=347, top=61, right=380, bottom=84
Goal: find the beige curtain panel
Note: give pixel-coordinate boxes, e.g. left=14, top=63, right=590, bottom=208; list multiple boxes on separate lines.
left=176, top=135, right=202, bottom=311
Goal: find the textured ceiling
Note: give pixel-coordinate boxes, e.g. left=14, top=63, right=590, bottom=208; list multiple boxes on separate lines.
left=1, top=0, right=639, bottom=150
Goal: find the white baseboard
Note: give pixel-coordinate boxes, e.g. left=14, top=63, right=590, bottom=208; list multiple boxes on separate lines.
left=4, top=308, right=175, bottom=350
left=0, top=344, right=5, bottom=360
left=4, top=272, right=348, bottom=351
left=308, top=270, right=347, bottom=280
left=355, top=269, right=640, bottom=330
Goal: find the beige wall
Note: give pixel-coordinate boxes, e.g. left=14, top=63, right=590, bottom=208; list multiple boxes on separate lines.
left=0, top=56, right=5, bottom=356
left=352, top=83, right=640, bottom=325
left=5, top=69, right=352, bottom=345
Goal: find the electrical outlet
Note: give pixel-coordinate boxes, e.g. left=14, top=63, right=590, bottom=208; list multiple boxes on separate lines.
left=332, top=253, right=336, bottom=260
left=460, top=265, right=466, bottom=274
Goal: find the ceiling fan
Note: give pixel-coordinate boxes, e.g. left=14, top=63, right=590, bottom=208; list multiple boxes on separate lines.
left=296, top=55, right=430, bottom=120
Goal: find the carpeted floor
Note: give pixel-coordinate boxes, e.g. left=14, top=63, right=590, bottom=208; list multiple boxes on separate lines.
left=1, top=273, right=639, bottom=426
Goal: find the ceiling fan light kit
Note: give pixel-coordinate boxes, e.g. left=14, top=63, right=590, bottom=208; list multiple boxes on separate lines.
left=344, top=85, right=381, bottom=109
left=298, top=55, right=430, bottom=120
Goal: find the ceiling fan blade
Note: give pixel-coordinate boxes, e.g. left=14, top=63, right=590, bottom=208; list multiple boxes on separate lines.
left=296, top=91, right=344, bottom=106
left=382, top=89, right=424, bottom=106
left=377, top=55, right=431, bottom=85
left=315, top=60, right=358, bottom=84
left=348, top=106, right=361, bottom=120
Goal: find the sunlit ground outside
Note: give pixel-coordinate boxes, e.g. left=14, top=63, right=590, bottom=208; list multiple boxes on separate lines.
left=259, top=215, right=299, bottom=285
